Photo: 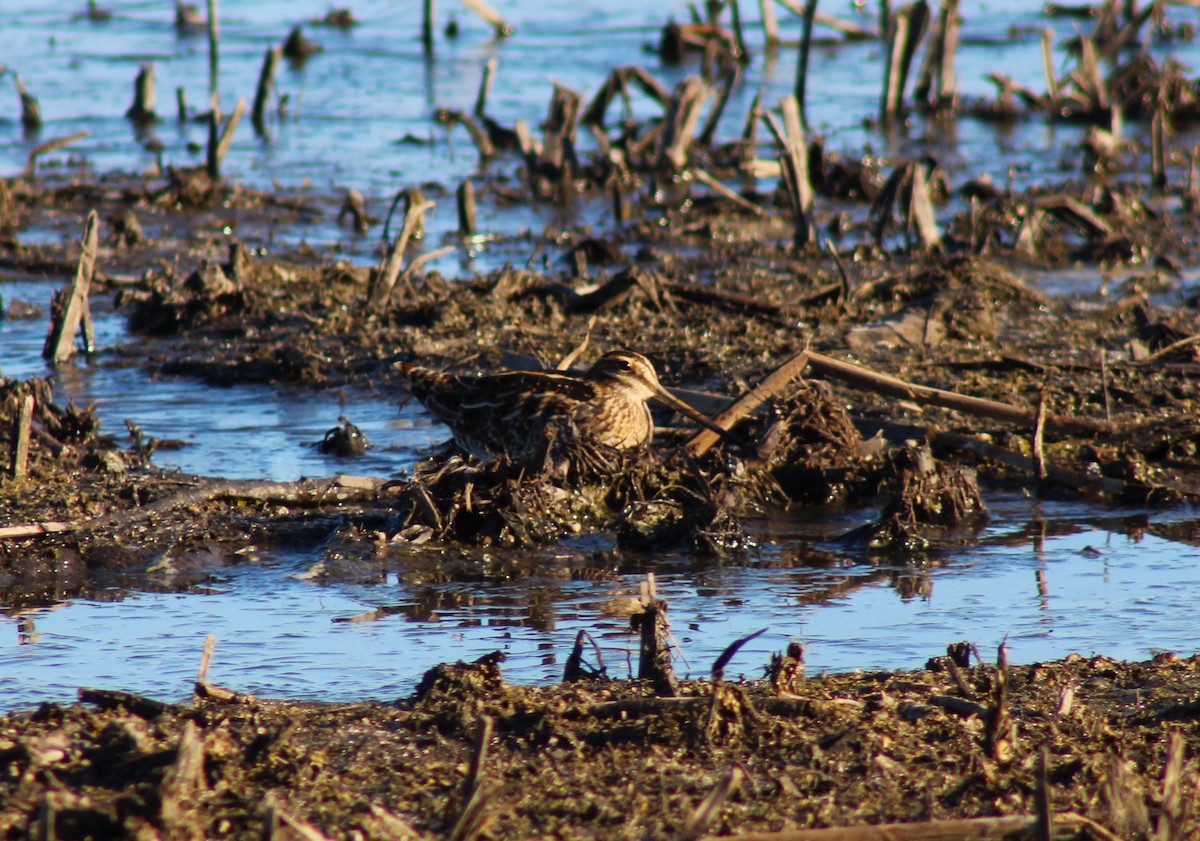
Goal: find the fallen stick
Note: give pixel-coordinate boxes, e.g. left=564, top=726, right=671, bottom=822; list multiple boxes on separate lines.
left=691, top=168, right=768, bottom=216
left=805, top=351, right=1112, bottom=436
left=0, top=521, right=70, bottom=539
left=459, top=0, right=513, bottom=37
left=687, top=349, right=811, bottom=457
left=24, top=131, right=92, bottom=180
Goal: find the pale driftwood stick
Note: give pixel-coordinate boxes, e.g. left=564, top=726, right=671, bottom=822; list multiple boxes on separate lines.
left=459, top=0, right=513, bottom=36
left=692, top=168, right=767, bottom=216
left=44, top=210, right=99, bottom=363
left=251, top=45, right=281, bottom=135
left=474, top=57, right=498, bottom=116
left=207, top=0, right=219, bottom=93
left=125, top=63, right=157, bottom=122
left=681, top=767, right=744, bottom=841
left=807, top=351, right=1112, bottom=435
left=11, top=395, right=34, bottom=479
left=213, top=96, right=245, bottom=177
left=701, top=811, right=1121, bottom=841
left=687, top=350, right=811, bottom=457
left=24, top=130, right=91, bottom=180
left=0, top=522, right=70, bottom=539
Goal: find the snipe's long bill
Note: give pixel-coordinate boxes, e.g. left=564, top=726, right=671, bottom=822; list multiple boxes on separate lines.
left=397, top=350, right=730, bottom=470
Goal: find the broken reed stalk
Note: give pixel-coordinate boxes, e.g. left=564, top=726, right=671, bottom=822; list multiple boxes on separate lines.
left=692, top=168, right=767, bottom=216
left=1037, top=746, right=1053, bottom=841
left=251, top=45, right=282, bottom=135
left=880, top=1, right=929, bottom=124
left=1032, top=388, right=1049, bottom=483
left=206, top=97, right=245, bottom=179
left=680, top=767, right=744, bottom=841
left=729, top=0, right=749, bottom=63
left=793, top=0, right=818, bottom=128
left=659, top=77, right=709, bottom=172
left=43, top=210, right=99, bottom=364
left=23, top=131, right=91, bottom=180
left=457, top=179, right=477, bottom=235
left=459, top=0, right=514, bottom=37
left=15, top=75, right=41, bottom=130
left=1157, top=732, right=1185, bottom=841
left=447, top=715, right=497, bottom=841
left=1041, top=28, right=1058, bottom=104
left=907, top=162, right=942, bottom=249
left=698, top=67, right=739, bottom=146
left=474, top=57, right=498, bottom=116
left=11, top=395, right=34, bottom=479
left=369, top=198, right=435, bottom=309
left=1151, top=108, right=1167, bottom=191
left=207, top=0, right=219, bottom=93
left=422, top=0, right=435, bottom=52
left=197, top=634, right=217, bottom=687
left=176, top=87, right=188, bottom=121
left=125, top=63, right=157, bottom=122
left=758, top=0, right=779, bottom=47
left=633, top=574, right=679, bottom=697
left=778, top=95, right=816, bottom=249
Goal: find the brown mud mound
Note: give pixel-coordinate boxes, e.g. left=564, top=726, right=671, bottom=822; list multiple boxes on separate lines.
left=1, top=652, right=1197, bottom=839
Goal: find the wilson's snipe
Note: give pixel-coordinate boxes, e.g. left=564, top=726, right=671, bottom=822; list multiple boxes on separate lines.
left=398, top=350, right=729, bottom=472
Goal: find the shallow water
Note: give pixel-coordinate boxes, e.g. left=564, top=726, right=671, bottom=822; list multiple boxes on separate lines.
left=4, top=2, right=1200, bottom=710
left=4, top=495, right=1200, bottom=709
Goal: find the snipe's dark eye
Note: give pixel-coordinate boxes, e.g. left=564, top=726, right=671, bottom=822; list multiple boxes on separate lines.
left=619, top=359, right=632, bottom=370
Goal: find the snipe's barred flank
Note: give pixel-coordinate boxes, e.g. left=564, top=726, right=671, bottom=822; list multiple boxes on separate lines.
left=397, top=350, right=729, bottom=472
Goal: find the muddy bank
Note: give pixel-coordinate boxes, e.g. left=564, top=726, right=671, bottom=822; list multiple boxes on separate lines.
left=1, top=651, right=1197, bottom=839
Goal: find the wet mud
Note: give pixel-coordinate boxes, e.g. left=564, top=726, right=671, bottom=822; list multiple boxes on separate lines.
left=4, top=1, right=1200, bottom=835
left=1, top=651, right=1198, bottom=839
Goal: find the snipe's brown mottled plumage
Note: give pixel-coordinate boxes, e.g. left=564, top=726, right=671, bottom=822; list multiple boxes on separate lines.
left=398, top=350, right=728, bottom=472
